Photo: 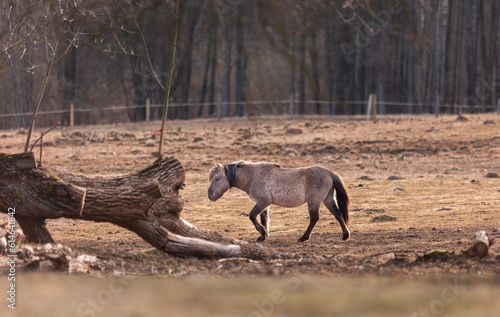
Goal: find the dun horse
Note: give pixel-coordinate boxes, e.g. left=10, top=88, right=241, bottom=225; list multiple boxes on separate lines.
left=208, top=161, right=350, bottom=242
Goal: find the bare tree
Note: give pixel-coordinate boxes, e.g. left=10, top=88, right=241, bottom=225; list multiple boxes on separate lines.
left=465, top=0, right=477, bottom=108
left=309, top=30, right=320, bottom=114
left=199, top=6, right=218, bottom=117
left=235, top=0, right=251, bottom=117
left=430, top=0, right=441, bottom=116
left=297, top=26, right=306, bottom=114
left=180, top=1, right=206, bottom=119
left=23, top=0, right=85, bottom=151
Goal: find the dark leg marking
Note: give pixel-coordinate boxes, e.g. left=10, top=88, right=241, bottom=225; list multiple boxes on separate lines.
left=297, top=204, right=320, bottom=242
left=324, top=199, right=350, bottom=241
left=249, top=202, right=270, bottom=242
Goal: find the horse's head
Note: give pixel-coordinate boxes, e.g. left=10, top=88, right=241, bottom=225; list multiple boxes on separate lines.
left=208, top=163, right=231, bottom=202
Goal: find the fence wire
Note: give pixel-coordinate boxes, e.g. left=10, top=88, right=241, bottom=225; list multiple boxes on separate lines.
left=1, top=98, right=499, bottom=127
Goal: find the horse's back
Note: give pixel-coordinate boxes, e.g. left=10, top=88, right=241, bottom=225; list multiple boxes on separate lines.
left=258, top=164, right=333, bottom=207
left=265, top=164, right=332, bottom=186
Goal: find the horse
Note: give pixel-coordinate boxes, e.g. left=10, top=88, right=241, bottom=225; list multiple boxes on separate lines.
left=208, top=161, right=350, bottom=243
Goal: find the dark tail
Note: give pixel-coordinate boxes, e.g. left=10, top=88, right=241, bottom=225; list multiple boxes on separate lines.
left=331, top=172, right=350, bottom=226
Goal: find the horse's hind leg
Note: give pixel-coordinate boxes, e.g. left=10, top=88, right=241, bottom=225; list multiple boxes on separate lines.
left=249, top=202, right=270, bottom=242
left=298, top=204, right=320, bottom=242
left=324, top=196, right=350, bottom=241
left=260, top=207, right=270, bottom=237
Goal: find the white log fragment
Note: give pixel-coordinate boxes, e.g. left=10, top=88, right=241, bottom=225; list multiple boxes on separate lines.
left=468, top=230, right=490, bottom=259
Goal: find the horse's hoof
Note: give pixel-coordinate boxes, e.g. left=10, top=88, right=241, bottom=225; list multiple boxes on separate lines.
left=342, top=233, right=351, bottom=241
left=297, top=236, right=309, bottom=243
left=256, top=236, right=266, bottom=243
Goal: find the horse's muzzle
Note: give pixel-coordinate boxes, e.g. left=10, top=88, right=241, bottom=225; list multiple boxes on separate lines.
left=208, top=189, right=218, bottom=202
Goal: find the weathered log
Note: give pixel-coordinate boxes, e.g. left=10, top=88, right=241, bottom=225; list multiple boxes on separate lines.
left=0, top=153, right=274, bottom=259
left=467, top=230, right=491, bottom=259
left=0, top=152, right=37, bottom=171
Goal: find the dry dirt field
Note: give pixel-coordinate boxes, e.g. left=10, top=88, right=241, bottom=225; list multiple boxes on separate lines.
left=1, top=113, right=499, bottom=316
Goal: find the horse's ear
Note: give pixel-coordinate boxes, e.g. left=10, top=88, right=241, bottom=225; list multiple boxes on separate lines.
left=213, top=163, right=224, bottom=170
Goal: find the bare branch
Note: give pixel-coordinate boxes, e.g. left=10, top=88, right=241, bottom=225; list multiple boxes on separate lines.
left=159, top=0, right=180, bottom=158
left=29, top=122, right=60, bottom=152
left=24, top=32, right=60, bottom=153
left=130, top=3, right=166, bottom=92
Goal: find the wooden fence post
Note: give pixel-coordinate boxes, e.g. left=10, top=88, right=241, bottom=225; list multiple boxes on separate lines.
left=372, top=94, right=377, bottom=120
left=366, top=94, right=377, bottom=121
left=146, top=98, right=151, bottom=123
left=217, top=94, right=222, bottom=120
left=289, top=93, right=294, bottom=119
left=434, top=94, right=440, bottom=118
left=366, top=94, right=373, bottom=121
left=70, top=103, right=74, bottom=127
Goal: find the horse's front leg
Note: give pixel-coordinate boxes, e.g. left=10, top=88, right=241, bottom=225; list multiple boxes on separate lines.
left=260, top=207, right=270, bottom=237
left=249, top=202, right=270, bottom=242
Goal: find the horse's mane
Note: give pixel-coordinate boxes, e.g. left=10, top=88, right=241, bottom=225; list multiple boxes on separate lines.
left=209, top=161, right=281, bottom=184
left=224, top=163, right=239, bottom=188
left=233, top=160, right=282, bottom=168
left=208, top=161, right=245, bottom=185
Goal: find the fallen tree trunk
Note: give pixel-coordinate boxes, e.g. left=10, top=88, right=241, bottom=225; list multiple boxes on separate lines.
left=0, top=152, right=274, bottom=259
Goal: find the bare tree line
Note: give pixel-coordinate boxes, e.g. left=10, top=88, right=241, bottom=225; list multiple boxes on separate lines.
left=1, top=0, right=499, bottom=129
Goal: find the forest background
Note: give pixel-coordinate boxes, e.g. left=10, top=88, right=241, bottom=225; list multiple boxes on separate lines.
left=1, top=0, right=499, bottom=129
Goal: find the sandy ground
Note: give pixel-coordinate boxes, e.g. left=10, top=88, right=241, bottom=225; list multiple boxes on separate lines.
left=1, top=113, right=499, bottom=316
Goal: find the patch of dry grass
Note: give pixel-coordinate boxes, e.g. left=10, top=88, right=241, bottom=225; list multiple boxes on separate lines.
left=1, top=114, right=499, bottom=315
